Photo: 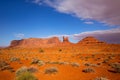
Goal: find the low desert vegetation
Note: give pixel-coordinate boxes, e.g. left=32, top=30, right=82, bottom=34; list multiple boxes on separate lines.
left=84, top=62, right=98, bottom=67
left=0, top=61, right=14, bottom=72
left=39, top=48, right=44, bottom=53
left=10, top=57, right=20, bottom=62
left=31, top=58, right=45, bottom=66
left=44, top=67, right=58, bottom=74
left=82, top=68, right=95, bottom=73
left=109, top=62, right=120, bottom=73
left=71, top=62, right=80, bottom=67
left=15, top=66, right=38, bottom=80
left=0, top=47, right=120, bottom=80
left=94, top=77, right=109, bottom=80
left=59, top=49, right=62, bottom=52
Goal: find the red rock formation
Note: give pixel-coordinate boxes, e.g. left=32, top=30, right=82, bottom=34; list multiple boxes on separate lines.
left=9, top=36, right=107, bottom=48
left=78, top=36, right=106, bottom=45
left=62, top=36, right=71, bottom=45
left=10, top=37, right=62, bottom=48
left=63, top=36, right=69, bottom=43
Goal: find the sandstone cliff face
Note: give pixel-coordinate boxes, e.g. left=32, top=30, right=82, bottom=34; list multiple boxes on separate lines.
left=78, top=36, right=106, bottom=45
left=10, top=37, right=61, bottom=48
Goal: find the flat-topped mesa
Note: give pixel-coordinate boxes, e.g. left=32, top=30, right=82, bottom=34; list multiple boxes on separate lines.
left=78, top=36, right=106, bottom=45
left=9, top=37, right=62, bottom=48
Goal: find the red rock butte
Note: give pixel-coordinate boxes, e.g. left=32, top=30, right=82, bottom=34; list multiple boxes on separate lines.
left=78, top=36, right=106, bottom=45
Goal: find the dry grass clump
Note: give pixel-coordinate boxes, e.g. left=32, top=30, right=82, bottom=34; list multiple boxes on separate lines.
left=0, top=61, right=14, bottom=72
left=15, top=66, right=38, bottom=80
left=10, top=57, right=20, bottom=62
left=31, top=58, right=45, bottom=66
left=84, top=62, right=98, bottom=67
left=108, top=62, right=120, bottom=73
left=44, top=67, right=58, bottom=74
left=71, top=62, right=80, bottom=67
left=94, top=77, right=109, bottom=80
left=82, top=68, right=95, bottom=73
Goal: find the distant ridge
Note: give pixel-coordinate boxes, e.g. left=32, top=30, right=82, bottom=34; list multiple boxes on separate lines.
left=9, top=36, right=107, bottom=48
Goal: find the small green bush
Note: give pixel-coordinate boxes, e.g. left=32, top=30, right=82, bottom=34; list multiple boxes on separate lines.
left=15, top=66, right=38, bottom=80
left=16, top=66, right=28, bottom=76
left=16, top=72, right=37, bottom=80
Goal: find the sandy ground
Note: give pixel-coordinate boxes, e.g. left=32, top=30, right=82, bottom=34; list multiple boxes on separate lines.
left=0, top=45, right=120, bottom=80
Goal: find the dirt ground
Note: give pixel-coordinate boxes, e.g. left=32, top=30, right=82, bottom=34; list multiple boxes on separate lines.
left=0, top=45, right=120, bottom=80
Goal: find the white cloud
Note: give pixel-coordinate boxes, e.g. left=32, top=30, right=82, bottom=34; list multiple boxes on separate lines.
left=46, top=28, right=120, bottom=43
left=73, top=28, right=120, bottom=43
left=84, top=21, right=94, bottom=24
left=31, top=0, right=120, bottom=26
left=15, top=33, right=25, bottom=39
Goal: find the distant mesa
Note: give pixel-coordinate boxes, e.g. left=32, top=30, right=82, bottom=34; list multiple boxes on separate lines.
left=77, top=36, right=106, bottom=45
left=10, top=37, right=61, bottom=48
left=9, top=36, right=107, bottom=48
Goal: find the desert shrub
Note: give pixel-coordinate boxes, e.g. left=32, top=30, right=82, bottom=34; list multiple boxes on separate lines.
left=0, top=61, right=8, bottom=68
left=31, top=59, right=45, bottom=66
left=91, top=54, right=95, bottom=58
left=85, top=56, right=91, bottom=59
left=97, top=63, right=101, bottom=65
left=94, top=77, right=109, bottom=80
left=31, top=59, right=40, bottom=64
left=102, top=59, right=109, bottom=63
left=108, top=56, right=114, bottom=59
left=37, top=60, right=45, bottom=66
left=59, top=49, right=62, bottom=52
left=84, top=63, right=91, bottom=66
left=82, top=68, right=95, bottom=73
left=45, top=67, right=58, bottom=74
left=16, top=66, right=28, bottom=76
left=47, top=61, right=69, bottom=65
left=71, top=62, right=80, bottom=67
left=49, top=61, right=60, bottom=64
left=0, top=61, right=14, bottom=72
left=109, top=62, right=120, bottom=73
left=39, top=48, right=44, bottom=53
left=84, top=63, right=98, bottom=67
left=59, top=62, right=69, bottom=65
left=27, top=67, right=38, bottom=73
left=15, top=66, right=38, bottom=80
left=10, top=57, right=20, bottom=62
left=15, top=71, right=37, bottom=80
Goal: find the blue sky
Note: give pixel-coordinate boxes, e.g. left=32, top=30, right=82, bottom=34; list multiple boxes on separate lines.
left=0, top=0, right=120, bottom=46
